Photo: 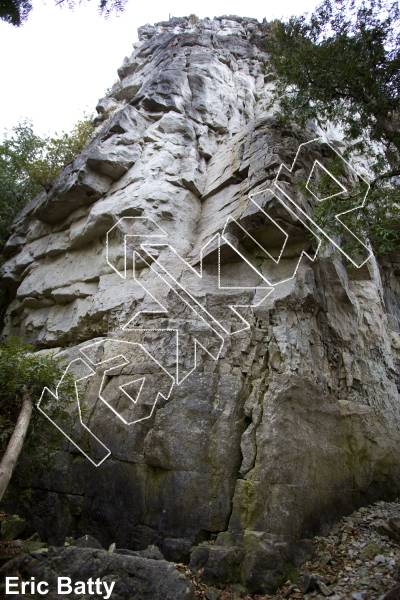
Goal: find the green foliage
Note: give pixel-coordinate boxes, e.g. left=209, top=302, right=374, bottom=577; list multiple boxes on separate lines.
left=0, top=118, right=94, bottom=249
left=266, top=0, right=400, bottom=258
left=0, top=0, right=128, bottom=26
left=0, top=337, right=74, bottom=455
left=301, top=152, right=400, bottom=258
left=266, top=0, right=400, bottom=153
left=314, top=181, right=400, bottom=258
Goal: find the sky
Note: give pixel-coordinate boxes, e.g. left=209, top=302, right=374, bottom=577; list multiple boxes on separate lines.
left=0, top=0, right=320, bottom=137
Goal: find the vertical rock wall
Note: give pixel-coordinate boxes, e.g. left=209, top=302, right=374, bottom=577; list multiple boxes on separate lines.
left=1, top=16, right=400, bottom=593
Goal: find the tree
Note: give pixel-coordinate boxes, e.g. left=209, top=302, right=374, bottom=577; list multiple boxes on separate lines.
left=266, top=0, right=400, bottom=256
left=0, top=118, right=94, bottom=250
left=0, top=0, right=128, bottom=26
left=0, top=338, right=73, bottom=502
left=266, top=0, right=399, bottom=159
left=0, top=0, right=30, bottom=25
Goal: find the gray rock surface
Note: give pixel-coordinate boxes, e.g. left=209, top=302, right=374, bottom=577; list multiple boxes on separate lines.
left=0, top=546, right=195, bottom=599
left=1, top=15, right=400, bottom=594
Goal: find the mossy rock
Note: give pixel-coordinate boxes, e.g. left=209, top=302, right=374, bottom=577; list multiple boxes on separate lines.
left=0, top=514, right=26, bottom=541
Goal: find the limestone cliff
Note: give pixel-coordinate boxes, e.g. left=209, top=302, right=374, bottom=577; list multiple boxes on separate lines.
left=1, top=15, right=400, bottom=593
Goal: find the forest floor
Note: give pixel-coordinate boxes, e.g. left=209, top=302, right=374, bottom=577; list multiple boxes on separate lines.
left=2, top=499, right=400, bottom=599
left=182, top=500, right=400, bottom=600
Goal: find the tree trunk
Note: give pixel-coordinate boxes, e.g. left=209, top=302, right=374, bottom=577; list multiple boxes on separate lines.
left=0, top=394, right=33, bottom=503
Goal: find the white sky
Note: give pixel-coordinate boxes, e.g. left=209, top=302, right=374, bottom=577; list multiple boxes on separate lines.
left=0, top=0, right=320, bottom=137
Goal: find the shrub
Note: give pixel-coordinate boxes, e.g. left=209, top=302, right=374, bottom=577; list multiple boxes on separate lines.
left=0, top=118, right=94, bottom=249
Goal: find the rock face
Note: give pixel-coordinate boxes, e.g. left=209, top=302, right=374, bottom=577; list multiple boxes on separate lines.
left=0, top=546, right=195, bottom=600
left=1, top=15, right=400, bottom=593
